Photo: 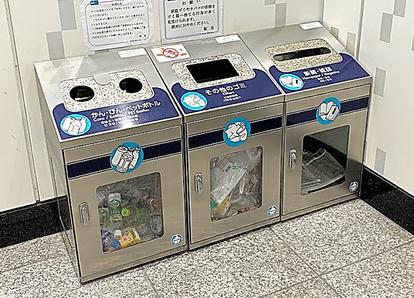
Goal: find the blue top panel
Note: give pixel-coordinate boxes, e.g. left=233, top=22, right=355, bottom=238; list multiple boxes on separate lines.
left=269, top=53, right=370, bottom=94
left=171, top=69, right=281, bottom=115
left=53, top=87, right=179, bottom=141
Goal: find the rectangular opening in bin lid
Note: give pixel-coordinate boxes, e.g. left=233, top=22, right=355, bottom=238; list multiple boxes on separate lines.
left=266, top=39, right=342, bottom=73
left=273, top=47, right=331, bottom=62
left=186, top=59, right=239, bottom=84
left=171, top=54, right=255, bottom=90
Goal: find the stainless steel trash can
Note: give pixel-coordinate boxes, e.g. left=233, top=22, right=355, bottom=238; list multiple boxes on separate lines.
left=148, top=35, right=284, bottom=249
left=241, top=25, right=372, bottom=220
left=35, top=50, right=187, bottom=282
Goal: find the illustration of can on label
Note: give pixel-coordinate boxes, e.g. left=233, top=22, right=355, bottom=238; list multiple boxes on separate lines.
left=110, top=142, right=144, bottom=174
left=60, top=114, right=91, bottom=136
left=223, top=117, right=251, bottom=147
left=279, top=74, right=304, bottom=91
left=180, top=92, right=207, bottom=111
left=316, top=97, right=341, bottom=125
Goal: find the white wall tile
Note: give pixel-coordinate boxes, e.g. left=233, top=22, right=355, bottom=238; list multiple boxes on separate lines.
left=323, top=0, right=363, bottom=55
left=0, top=1, right=36, bottom=211
left=360, top=0, right=414, bottom=194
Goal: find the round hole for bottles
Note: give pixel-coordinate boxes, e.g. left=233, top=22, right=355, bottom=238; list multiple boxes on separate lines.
left=119, top=78, right=143, bottom=94
left=69, top=86, right=95, bottom=102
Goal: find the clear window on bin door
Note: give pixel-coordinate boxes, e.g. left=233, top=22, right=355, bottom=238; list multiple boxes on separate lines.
left=301, top=126, right=350, bottom=195
left=97, top=173, right=164, bottom=253
left=210, top=147, right=263, bottom=222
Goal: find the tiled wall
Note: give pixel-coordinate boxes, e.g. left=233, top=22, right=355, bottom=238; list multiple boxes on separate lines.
left=359, top=0, right=414, bottom=195
left=323, top=0, right=363, bottom=56
left=0, top=0, right=323, bottom=210
left=323, top=0, right=414, bottom=195
left=0, top=0, right=35, bottom=210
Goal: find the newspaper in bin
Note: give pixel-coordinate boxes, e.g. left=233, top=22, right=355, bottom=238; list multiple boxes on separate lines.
left=302, top=148, right=345, bottom=194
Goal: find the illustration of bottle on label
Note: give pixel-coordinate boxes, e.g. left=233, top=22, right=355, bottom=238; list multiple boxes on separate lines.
left=110, top=142, right=144, bottom=173
left=60, top=114, right=91, bottom=136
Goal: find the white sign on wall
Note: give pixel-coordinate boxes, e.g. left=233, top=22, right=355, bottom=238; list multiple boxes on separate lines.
left=80, top=0, right=154, bottom=51
left=160, top=0, right=223, bottom=43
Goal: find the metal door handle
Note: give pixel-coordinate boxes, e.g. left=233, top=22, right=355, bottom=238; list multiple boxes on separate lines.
left=289, top=149, right=297, bottom=169
left=194, top=173, right=203, bottom=193
left=79, top=202, right=90, bottom=226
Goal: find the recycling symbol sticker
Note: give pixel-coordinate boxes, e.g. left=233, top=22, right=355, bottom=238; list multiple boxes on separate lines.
left=316, top=97, right=341, bottom=125
left=110, top=142, right=144, bottom=174
left=181, top=92, right=207, bottom=111
left=279, top=74, right=304, bottom=91
left=171, top=234, right=183, bottom=245
left=60, top=114, right=91, bottom=136
left=223, top=117, right=251, bottom=147
left=267, top=205, right=278, bottom=216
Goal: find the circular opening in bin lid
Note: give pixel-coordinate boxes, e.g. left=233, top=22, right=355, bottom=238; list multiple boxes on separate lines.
left=119, top=78, right=143, bottom=94
left=69, top=86, right=95, bottom=102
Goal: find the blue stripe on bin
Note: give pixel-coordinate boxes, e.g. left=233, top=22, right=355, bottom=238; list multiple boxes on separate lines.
left=67, top=140, right=181, bottom=179
left=287, top=97, right=369, bottom=127
left=189, top=116, right=282, bottom=149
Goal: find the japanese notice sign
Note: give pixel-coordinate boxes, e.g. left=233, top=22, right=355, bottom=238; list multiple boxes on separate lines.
left=80, top=0, right=154, bottom=51
left=151, top=44, right=190, bottom=62
left=160, top=0, right=223, bottom=42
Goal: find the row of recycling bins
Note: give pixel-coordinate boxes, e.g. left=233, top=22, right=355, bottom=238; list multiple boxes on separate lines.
left=35, top=24, right=372, bottom=282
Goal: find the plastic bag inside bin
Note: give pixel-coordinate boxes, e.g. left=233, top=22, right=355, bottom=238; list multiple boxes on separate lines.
left=210, top=147, right=263, bottom=221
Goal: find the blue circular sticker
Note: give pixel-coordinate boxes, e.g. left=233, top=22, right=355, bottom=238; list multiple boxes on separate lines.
left=279, top=74, right=304, bottom=91
left=60, top=114, right=91, bottom=136
left=181, top=92, right=207, bottom=111
left=316, top=97, right=341, bottom=125
left=223, top=117, right=251, bottom=147
left=110, top=142, right=144, bottom=174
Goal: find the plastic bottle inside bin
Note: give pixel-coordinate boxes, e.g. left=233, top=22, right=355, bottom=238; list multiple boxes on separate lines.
left=108, top=193, right=123, bottom=231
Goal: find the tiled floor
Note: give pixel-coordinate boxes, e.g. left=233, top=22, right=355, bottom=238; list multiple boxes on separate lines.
left=0, top=199, right=413, bottom=298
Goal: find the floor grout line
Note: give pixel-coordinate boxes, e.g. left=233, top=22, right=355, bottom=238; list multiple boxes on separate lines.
left=143, top=269, right=162, bottom=298
left=259, top=226, right=324, bottom=297
left=319, top=275, right=345, bottom=298
left=319, top=239, right=414, bottom=277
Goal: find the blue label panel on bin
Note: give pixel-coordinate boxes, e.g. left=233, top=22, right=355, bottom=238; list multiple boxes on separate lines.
left=53, top=88, right=179, bottom=140
left=270, top=53, right=369, bottom=94
left=172, top=69, right=281, bottom=115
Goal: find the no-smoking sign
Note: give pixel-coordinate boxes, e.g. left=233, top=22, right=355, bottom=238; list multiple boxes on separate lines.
left=162, top=48, right=179, bottom=59
left=151, top=44, right=190, bottom=63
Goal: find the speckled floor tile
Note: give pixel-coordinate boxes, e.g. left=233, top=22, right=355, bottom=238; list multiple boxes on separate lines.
left=0, top=255, right=80, bottom=298
left=145, top=228, right=316, bottom=298
left=323, top=241, right=414, bottom=298
left=272, top=199, right=414, bottom=274
left=0, top=233, right=66, bottom=273
left=67, top=268, right=157, bottom=298
left=266, top=278, right=340, bottom=298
